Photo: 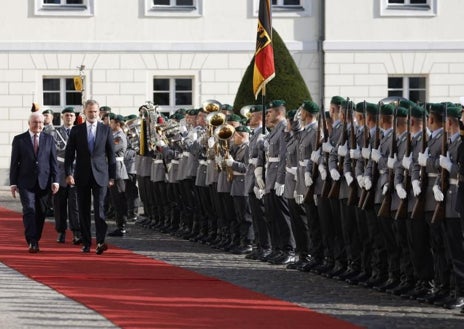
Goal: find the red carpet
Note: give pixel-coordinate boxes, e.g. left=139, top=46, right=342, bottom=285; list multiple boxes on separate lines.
left=0, top=207, right=361, bottom=329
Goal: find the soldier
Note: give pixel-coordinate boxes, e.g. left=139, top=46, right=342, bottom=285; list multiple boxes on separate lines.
left=99, top=106, right=112, bottom=124
left=123, top=114, right=140, bottom=222
left=108, top=115, right=129, bottom=237
left=53, top=107, right=81, bottom=244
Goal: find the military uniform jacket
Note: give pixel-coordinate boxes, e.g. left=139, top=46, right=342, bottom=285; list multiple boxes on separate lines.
left=230, top=142, right=249, bottom=197
left=55, top=126, right=72, bottom=187
left=295, top=122, right=318, bottom=196
left=455, top=138, right=464, bottom=215
left=262, top=119, right=287, bottom=194
left=408, top=130, right=426, bottom=212
left=124, top=148, right=137, bottom=175
left=205, top=143, right=218, bottom=186
left=245, top=126, right=265, bottom=194
left=283, top=131, right=299, bottom=199
left=435, top=133, right=461, bottom=218
left=353, top=124, right=366, bottom=197
left=422, top=128, right=443, bottom=212
left=113, top=130, right=129, bottom=181
left=217, top=143, right=236, bottom=193
left=392, top=130, right=408, bottom=211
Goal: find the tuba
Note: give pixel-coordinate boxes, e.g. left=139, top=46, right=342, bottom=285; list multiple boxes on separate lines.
left=124, top=116, right=142, bottom=152
left=240, top=105, right=254, bottom=121
left=214, top=123, right=236, bottom=182
left=202, top=99, right=222, bottom=113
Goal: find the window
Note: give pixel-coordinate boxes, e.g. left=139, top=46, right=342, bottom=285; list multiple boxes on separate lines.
left=153, top=77, right=193, bottom=112
left=253, top=0, right=310, bottom=17
left=34, top=0, right=94, bottom=16
left=272, top=0, right=302, bottom=10
left=388, top=76, right=427, bottom=103
left=144, top=0, right=202, bottom=17
left=380, top=0, right=436, bottom=16
left=43, top=77, right=83, bottom=110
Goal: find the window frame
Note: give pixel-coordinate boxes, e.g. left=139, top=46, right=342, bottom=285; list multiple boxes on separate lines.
left=144, top=0, right=203, bottom=17
left=34, top=0, right=94, bottom=17
left=42, top=76, right=84, bottom=112
left=380, top=0, right=437, bottom=17
left=253, top=0, right=311, bottom=17
left=387, top=75, right=428, bottom=103
left=152, top=76, right=195, bottom=113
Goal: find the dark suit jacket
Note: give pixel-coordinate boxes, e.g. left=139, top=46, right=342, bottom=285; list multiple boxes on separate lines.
left=9, top=131, right=57, bottom=190
left=64, top=121, right=116, bottom=187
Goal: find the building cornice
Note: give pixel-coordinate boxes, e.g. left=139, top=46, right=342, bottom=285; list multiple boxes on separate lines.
left=324, top=40, right=464, bottom=52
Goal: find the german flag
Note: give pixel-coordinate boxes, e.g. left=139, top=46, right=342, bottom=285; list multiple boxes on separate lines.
left=253, top=0, right=275, bottom=99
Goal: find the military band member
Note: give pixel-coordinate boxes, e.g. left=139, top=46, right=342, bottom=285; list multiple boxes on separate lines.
left=53, top=107, right=81, bottom=244
left=123, top=114, right=140, bottom=222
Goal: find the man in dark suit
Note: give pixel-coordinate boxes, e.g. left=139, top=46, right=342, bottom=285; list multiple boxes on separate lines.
left=9, top=111, right=59, bottom=253
left=64, top=99, right=116, bottom=254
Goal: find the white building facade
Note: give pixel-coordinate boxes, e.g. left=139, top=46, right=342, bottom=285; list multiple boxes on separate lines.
left=0, top=0, right=463, bottom=183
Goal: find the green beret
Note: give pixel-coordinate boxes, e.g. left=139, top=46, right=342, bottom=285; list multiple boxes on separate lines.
left=126, top=114, right=138, bottom=120
left=176, top=108, right=187, bottom=115
left=187, top=109, right=199, bottom=116
left=42, top=109, right=53, bottom=115
left=446, top=105, right=461, bottom=118
left=172, top=112, right=185, bottom=120
left=355, top=102, right=378, bottom=115
left=61, top=107, right=75, bottom=114
left=399, top=99, right=415, bottom=109
left=249, top=105, right=263, bottom=113
left=286, top=109, right=298, bottom=120
left=221, top=104, right=234, bottom=112
left=429, top=103, right=444, bottom=115
left=330, top=96, right=345, bottom=106
left=114, top=114, right=125, bottom=122
left=227, top=113, right=242, bottom=122
left=268, top=100, right=286, bottom=108
left=108, top=113, right=116, bottom=120
left=301, top=100, right=319, bottom=114
left=396, top=106, right=408, bottom=117
left=235, top=125, right=251, bottom=134
left=100, top=106, right=111, bottom=112
left=380, top=103, right=394, bottom=116
left=410, top=105, right=424, bottom=118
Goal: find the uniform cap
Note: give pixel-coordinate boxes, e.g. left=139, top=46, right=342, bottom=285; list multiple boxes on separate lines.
left=235, top=125, right=251, bottom=134
left=61, top=107, right=75, bottom=114
left=330, top=96, right=345, bottom=106
left=301, top=100, right=319, bottom=113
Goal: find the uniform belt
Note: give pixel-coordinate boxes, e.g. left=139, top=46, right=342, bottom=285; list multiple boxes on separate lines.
left=116, top=157, right=124, bottom=162
left=153, top=159, right=164, bottom=164
left=171, top=160, right=179, bottom=164
left=428, top=173, right=438, bottom=178
left=299, top=160, right=308, bottom=167
left=183, top=151, right=190, bottom=157
left=449, top=178, right=458, bottom=185
left=249, top=158, right=258, bottom=166
left=199, top=160, right=207, bottom=166
left=57, top=156, right=65, bottom=163
left=285, top=166, right=297, bottom=175
left=233, top=171, right=245, bottom=176
left=268, top=157, right=280, bottom=162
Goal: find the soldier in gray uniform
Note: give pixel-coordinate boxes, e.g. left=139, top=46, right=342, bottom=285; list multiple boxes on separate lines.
left=123, top=114, right=139, bottom=222
left=108, top=115, right=129, bottom=237
left=205, top=121, right=220, bottom=245
left=294, top=100, right=324, bottom=272
left=243, top=105, right=269, bottom=260
left=53, top=107, right=81, bottom=244
left=256, top=100, right=295, bottom=265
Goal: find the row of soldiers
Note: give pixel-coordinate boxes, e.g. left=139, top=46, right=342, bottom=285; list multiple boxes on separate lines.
left=134, top=96, right=464, bottom=313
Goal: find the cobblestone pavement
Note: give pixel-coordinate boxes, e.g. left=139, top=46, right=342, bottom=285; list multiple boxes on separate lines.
left=1, top=186, right=463, bottom=329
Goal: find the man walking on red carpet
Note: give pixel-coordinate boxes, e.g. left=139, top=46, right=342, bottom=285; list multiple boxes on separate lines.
left=9, top=111, right=59, bottom=253
left=64, top=99, right=116, bottom=255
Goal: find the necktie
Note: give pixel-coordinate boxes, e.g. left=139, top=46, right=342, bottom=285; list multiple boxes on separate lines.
left=88, top=124, right=95, bottom=153
left=33, top=134, right=38, bottom=156
left=66, top=128, right=70, bottom=136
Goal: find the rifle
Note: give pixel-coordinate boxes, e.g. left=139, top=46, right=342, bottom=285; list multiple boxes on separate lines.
left=357, top=101, right=370, bottom=208
left=328, top=99, right=349, bottom=199
left=347, top=102, right=358, bottom=206
left=377, top=102, right=398, bottom=218
left=361, top=102, right=382, bottom=210
left=320, top=104, right=332, bottom=199
left=432, top=104, right=449, bottom=223
left=304, top=104, right=323, bottom=205
left=411, top=106, right=428, bottom=220
left=394, top=106, right=411, bottom=220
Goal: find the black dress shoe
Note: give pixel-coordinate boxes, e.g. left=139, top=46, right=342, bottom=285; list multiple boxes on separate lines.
left=346, top=271, right=369, bottom=285
left=287, top=258, right=309, bottom=270
left=82, top=245, right=90, bottom=253
left=95, top=243, right=108, bottom=255
left=297, top=258, right=321, bottom=272
left=386, top=281, right=415, bottom=296
left=231, top=245, right=253, bottom=255
left=373, top=278, right=400, bottom=292
left=256, top=249, right=273, bottom=261
left=28, top=243, right=39, bottom=253
left=272, top=253, right=296, bottom=265
left=56, top=232, right=66, bottom=243
left=108, top=228, right=126, bottom=237
left=359, top=275, right=387, bottom=288
left=72, top=237, right=82, bottom=245
left=442, top=296, right=464, bottom=309
left=400, top=281, right=430, bottom=300
left=417, top=288, right=449, bottom=304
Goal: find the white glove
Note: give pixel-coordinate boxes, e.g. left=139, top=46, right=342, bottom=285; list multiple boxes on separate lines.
left=395, top=184, right=407, bottom=199
left=350, top=148, right=361, bottom=160
left=382, top=184, right=389, bottom=195
left=215, top=155, right=222, bottom=165
left=179, top=125, right=187, bottom=133
left=371, top=148, right=381, bottom=163
left=188, top=131, right=198, bottom=141
left=156, top=139, right=166, bottom=147
left=274, top=182, right=284, bottom=196
left=288, top=167, right=297, bottom=176
left=418, top=147, right=429, bottom=167
left=330, top=168, right=341, bottom=181
left=412, top=180, right=421, bottom=197
left=254, top=167, right=265, bottom=190
left=439, top=153, right=452, bottom=172
left=387, top=154, right=397, bottom=169
left=253, top=186, right=264, bottom=200
left=344, top=172, right=354, bottom=186
left=402, top=153, right=412, bottom=170
left=263, top=139, right=270, bottom=150
left=362, top=146, right=371, bottom=160
left=295, top=194, right=304, bottom=205
left=433, top=185, right=444, bottom=202
left=322, top=141, right=333, bottom=153
left=364, top=177, right=372, bottom=190
left=337, top=142, right=348, bottom=157
left=310, top=149, right=321, bottom=163
left=225, top=156, right=234, bottom=167
left=304, top=172, right=313, bottom=187
left=318, top=164, right=327, bottom=180
left=208, top=136, right=215, bottom=148
left=356, top=175, right=364, bottom=188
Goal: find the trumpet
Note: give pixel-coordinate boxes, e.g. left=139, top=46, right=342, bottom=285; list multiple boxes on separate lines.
left=202, top=99, right=222, bottom=113
left=214, top=124, right=235, bottom=182
left=240, top=105, right=254, bottom=120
